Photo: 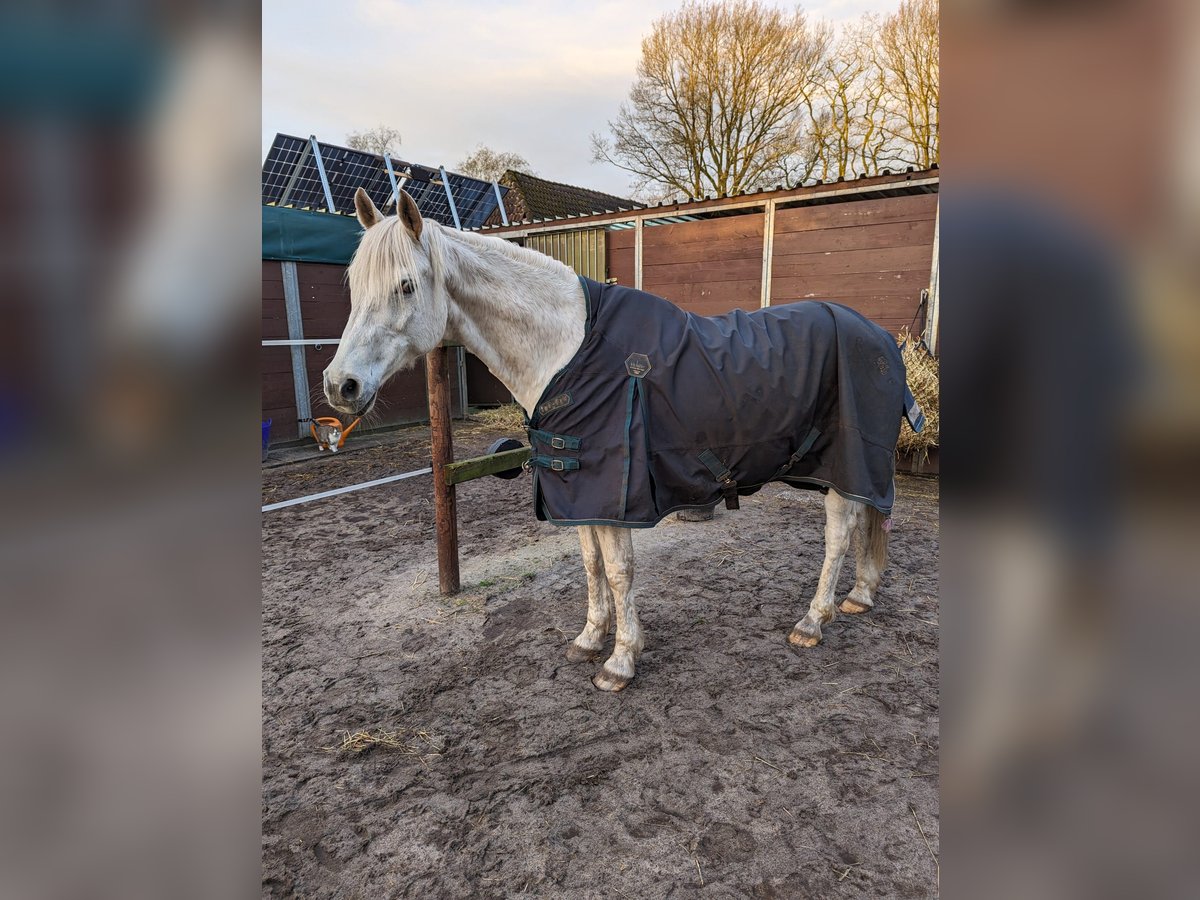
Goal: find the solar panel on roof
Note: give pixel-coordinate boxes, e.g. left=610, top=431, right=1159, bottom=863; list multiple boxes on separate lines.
left=261, top=133, right=506, bottom=230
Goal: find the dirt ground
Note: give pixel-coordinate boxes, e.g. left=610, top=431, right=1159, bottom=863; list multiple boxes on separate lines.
left=262, top=419, right=939, bottom=898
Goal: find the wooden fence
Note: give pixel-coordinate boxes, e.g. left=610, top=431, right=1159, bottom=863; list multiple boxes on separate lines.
left=492, top=168, right=940, bottom=341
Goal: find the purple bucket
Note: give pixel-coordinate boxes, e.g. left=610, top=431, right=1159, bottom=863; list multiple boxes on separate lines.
left=262, top=418, right=272, bottom=461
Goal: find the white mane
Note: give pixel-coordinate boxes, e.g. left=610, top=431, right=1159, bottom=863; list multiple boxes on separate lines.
left=347, top=216, right=441, bottom=307
left=348, top=216, right=571, bottom=307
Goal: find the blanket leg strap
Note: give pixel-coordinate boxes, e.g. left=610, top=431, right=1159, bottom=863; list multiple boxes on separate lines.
left=772, top=426, right=822, bottom=481
left=698, top=449, right=740, bottom=510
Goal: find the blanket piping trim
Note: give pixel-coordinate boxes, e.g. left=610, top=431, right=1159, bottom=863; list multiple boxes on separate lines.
left=535, top=474, right=891, bottom=528
left=618, top=377, right=637, bottom=520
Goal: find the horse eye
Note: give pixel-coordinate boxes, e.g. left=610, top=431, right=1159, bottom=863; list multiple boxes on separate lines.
left=400, top=278, right=415, bottom=297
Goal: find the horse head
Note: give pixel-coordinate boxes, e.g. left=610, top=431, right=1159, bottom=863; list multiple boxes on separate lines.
left=323, top=187, right=447, bottom=416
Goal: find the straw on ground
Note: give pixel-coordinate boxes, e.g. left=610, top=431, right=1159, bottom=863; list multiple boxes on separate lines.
left=325, top=728, right=445, bottom=760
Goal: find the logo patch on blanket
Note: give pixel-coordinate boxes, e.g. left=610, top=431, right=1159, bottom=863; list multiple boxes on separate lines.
left=624, top=353, right=652, bottom=377
left=536, top=392, right=572, bottom=416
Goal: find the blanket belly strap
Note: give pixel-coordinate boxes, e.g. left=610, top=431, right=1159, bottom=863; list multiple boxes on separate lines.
left=772, top=426, right=823, bottom=481
left=698, top=449, right=740, bottom=510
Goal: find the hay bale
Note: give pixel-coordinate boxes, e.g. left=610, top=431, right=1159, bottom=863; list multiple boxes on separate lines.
left=471, top=403, right=526, bottom=432
left=896, top=328, right=939, bottom=461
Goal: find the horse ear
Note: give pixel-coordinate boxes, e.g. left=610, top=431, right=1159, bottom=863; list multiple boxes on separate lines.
left=397, top=189, right=424, bottom=241
left=354, top=187, right=382, bottom=229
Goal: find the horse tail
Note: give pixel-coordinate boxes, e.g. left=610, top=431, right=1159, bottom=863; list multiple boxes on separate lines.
left=864, top=504, right=889, bottom=575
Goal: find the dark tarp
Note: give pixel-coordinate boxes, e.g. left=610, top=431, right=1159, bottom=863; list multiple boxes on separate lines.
left=262, top=205, right=362, bottom=264
left=527, top=277, right=912, bottom=527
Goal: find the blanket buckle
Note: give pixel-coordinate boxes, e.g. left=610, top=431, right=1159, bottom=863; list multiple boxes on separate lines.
left=698, top=449, right=739, bottom=510
left=719, top=476, right=740, bottom=510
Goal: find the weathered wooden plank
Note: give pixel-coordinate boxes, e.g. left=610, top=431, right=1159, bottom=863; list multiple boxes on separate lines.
left=641, top=237, right=765, bottom=266
left=443, top=447, right=531, bottom=485
left=607, top=246, right=635, bottom=285
left=607, top=229, right=636, bottom=249
left=643, top=214, right=764, bottom=247
left=295, top=262, right=354, bottom=286
left=771, top=269, right=928, bottom=299
left=774, top=194, right=937, bottom=233
left=771, top=245, right=932, bottom=279
left=642, top=256, right=764, bottom=285
left=772, top=218, right=936, bottom=254
left=645, top=279, right=762, bottom=312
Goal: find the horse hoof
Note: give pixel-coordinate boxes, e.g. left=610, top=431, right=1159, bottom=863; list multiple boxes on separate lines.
left=787, top=625, right=821, bottom=648
left=565, top=643, right=600, bottom=663
left=839, top=598, right=872, bottom=615
left=591, top=668, right=632, bottom=692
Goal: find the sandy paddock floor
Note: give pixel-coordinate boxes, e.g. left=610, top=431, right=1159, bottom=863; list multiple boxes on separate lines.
left=262, top=420, right=939, bottom=898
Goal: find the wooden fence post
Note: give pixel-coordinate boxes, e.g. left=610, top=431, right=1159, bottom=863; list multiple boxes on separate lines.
left=426, top=346, right=460, bottom=595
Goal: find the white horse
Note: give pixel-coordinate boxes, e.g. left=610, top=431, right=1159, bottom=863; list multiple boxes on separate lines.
left=324, top=188, right=889, bottom=692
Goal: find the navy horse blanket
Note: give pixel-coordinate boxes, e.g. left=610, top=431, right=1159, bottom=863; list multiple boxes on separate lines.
left=526, top=277, right=922, bottom=527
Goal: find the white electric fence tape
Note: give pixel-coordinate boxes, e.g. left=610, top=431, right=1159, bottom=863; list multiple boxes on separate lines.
left=262, top=467, right=433, bottom=512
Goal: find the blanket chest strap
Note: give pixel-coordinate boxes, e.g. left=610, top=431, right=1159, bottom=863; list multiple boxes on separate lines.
left=527, top=427, right=582, bottom=451
left=530, top=455, right=581, bottom=472
left=698, top=449, right=740, bottom=510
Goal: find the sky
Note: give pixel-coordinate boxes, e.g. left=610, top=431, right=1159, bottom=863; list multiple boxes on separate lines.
left=263, top=0, right=902, bottom=198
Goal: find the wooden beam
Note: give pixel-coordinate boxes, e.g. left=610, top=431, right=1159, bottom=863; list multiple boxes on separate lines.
left=426, top=347, right=460, bottom=596
left=634, top=218, right=644, bottom=290
left=926, top=196, right=940, bottom=353
left=280, top=261, right=312, bottom=439
left=443, top=447, right=531, bottom=485
left=760, top=199, right=776, bottom=308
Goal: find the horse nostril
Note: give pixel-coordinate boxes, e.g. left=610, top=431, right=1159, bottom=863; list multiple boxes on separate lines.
left=340, top=378, right=359, bottom=400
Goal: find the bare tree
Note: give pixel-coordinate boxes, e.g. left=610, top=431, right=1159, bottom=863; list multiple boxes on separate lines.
left=593, top=1, right=830, bottom=200
left=456, top=145, right=533, bottom=182
left=345, top=125, right=402, bottom=157
left=878, top=0, right=939, bottom=169
left=803, top=17, right=904, bottom=181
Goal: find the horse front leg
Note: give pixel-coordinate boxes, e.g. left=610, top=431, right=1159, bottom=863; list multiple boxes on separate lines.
left=566, top=525, right=614, bottom=663
left=590, top=526, right=642, bottom=692
left=788, top=491, right=859, bottom=648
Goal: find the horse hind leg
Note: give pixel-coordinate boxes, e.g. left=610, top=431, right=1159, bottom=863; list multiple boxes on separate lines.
left=840, top=505, right=888, bottom=615
left=566, top=525, right=614, bottom=663
left=788, top=491, right=859, bottom=648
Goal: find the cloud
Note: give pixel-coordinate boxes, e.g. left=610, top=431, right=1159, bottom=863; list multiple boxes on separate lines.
left=264, top=0, right=903, bottom=196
